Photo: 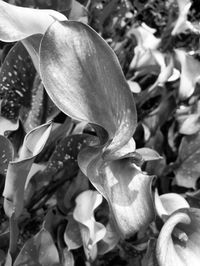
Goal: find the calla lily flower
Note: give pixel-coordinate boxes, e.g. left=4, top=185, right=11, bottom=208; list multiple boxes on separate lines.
left=0, top=1, right=155, bottom=239
left=156, top=208, right=200, bottom=266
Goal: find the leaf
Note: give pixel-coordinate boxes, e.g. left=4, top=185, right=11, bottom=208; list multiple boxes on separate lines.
left=0, top=41, right=36, bottom=121
left=73, top=190, right=106, bottom=261
left=155, top=190, right=189, bottom=219
left=156, top=208, right=200, bottom=266
left=78, top=151, right=155, bottom=239
left=175, top=131, right=200, bottom=189
left=14, top=229, right=60, bottom=266
left=3, top=121, right=52, bottom=218
left=44, top=134, right=89, bottom=177
left=0, top=135, right=13, bottom=176
left=39, top=20, right=137, bottom=156
left=0, top=0, right=67, bottom=42
left=175, top=49, right=200, bottom=99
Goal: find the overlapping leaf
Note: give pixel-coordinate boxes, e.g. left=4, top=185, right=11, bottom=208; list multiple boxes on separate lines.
left=39, top=20, right=137, bottom=156
left=0, top=42, right=36, bottom=121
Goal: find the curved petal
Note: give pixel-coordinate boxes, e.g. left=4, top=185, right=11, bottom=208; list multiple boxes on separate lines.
left=73, top=190, right=106, bottom=261
left=3, top=121, right=52, bottom=218
left=155, top=191, right=189, bottom=218
left=0, top=0, right=67, bottom=42
left=78, top=149, right=155, bottom=238
left=156, top=208, right=200, bottom=266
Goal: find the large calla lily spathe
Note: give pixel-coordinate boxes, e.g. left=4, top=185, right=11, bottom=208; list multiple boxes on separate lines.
left=0, top=0, right=155, bottom=239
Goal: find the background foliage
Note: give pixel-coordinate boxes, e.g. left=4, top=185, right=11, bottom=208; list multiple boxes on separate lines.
left=1, top=0, right=200, bottom=265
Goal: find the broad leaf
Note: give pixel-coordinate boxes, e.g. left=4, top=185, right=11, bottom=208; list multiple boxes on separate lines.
left=73, top=190, right=106, bottom=261
left=39, top=20, right=137, bottom=156
left=0, top=42, right=36, bottom=121
left=156, top=208, right=200, bottom=266
left=3, top=121, right=52, bottom=218
left=175, top=131, right=200, bottom=189
left=14, top=229, right=60, bottom=266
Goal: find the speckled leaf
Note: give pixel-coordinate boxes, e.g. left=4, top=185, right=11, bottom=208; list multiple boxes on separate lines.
left=3, top=121, right=52, bottom=218
left=175, top=131, right=200, bottom=189
left=156, top=208, right=200, bottom=266
left=0, top=0, right=67, bottom=42
left=175, top=49, right=200, bottom=99
left=44, top=134, right=89, bottom=176
left=39, top=20, right=137, bottom=157
left=73, top=190, right=106, bottom=261
left=14, top=229, right=60, bottom=266
left=0, top=42, right=36, bottom=121
left=0, top=135, right=13, bottom=176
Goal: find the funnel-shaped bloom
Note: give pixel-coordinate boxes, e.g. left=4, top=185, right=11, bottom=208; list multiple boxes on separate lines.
left=0, top=1, right=155, bottom=238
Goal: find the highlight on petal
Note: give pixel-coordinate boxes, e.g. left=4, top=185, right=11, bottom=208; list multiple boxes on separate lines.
left=78, top=150, right=155, bottom=239
left=73, top=190, right=106, bottom=261
left=14, top=229, right=60, bottom=266
left=155, top=190, right=189, bottom=219
left=172, top=0, right=194, bottom=35
left=156, top=208, right=200, bottom=266
left=179, top=114, right=200, bottom=135
left=175, top=49, right=200, bottom=99
left=0, top=0, right=67, bottom=42
left=39, top=20, right=137, bottom=155
left=129, top=23, right=160, bottom=70
left=3, top=121, right=52, bottom=218
left=97, top=222, right=120, bottom=255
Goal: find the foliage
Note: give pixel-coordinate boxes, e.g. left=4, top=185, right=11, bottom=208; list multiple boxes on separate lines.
left=0, top=0, right=200, bottom=265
